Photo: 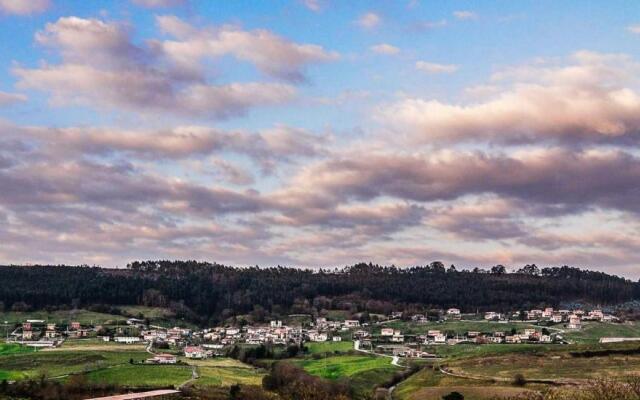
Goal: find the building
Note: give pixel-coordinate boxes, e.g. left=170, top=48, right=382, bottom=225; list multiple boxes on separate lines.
left=332, top=336, right=342, bottom=342
left=70, top=322, right=81, bottom=330
left=114, top=336, right=141, bottom=344
left=568, top=315, right=582, bottom=329
left=380, top=328, right=394, bottom=336
left=147, top=354, right=177, bottom=364
left=344, top=320, right=360, bottom=328
left=184, top=346, right=206, bottom=359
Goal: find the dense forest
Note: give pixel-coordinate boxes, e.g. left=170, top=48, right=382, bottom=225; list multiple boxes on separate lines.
left=0, top=261, right=637, bottom=325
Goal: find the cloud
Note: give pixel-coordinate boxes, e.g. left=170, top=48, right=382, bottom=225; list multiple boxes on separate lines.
left=301, top=0, right=322, bottom=12
left=385, top=52, right=640, bottom=145
left=15, top=16, right=317, bottom=118
left=370, top=43, right=400, bottom=55
left=415, top=61, right=459, bottom=74
left=355, top=12, right=381, bottom=29
left=275, top=148, right=640, bottom=216
left=453, top=10, right=477, bottom=20
left=411, top=19, right=447, bottom=31
left=0, top=91, right=26, bottom=106
left=0, top=0, right=50, bottom=15
left=627, top=24, right=640, bottom=34
left=155, top=15, right=339, bottom=82
left=131, top=0, right=186, bottom=8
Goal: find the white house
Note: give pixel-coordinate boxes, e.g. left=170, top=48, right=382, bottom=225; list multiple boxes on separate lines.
left=184, top=346, right=206, bottom=359
left=380, top=328, right=394, bottom=336
left=114, top=336, right=141, bottom=344
left=568, top=315, right=582, bottom=329
left=344, top=320, right=360, bottom=328
left=148, top=353, right=177, bottom=364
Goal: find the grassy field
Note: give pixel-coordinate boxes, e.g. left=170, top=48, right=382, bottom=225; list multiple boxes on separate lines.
left=295, top=354, right=398, bottom=380
left=394, top=366, right=536, bottom=400
left=85, top=364, right=192, bottom=387
left=562, top=321, right=640, bottom=343
left=305, top=340, right=354, bottom=354
left=0, top=343, right=35, bottom=356
left=450, top=351, right=640, bottom=381
left=0, top=348, right=149, bottom=378
left=0, top=310, right=126, bottom=326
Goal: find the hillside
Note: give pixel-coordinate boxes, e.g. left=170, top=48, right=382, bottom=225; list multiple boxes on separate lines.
left=0, top=261, right=637, bottom=325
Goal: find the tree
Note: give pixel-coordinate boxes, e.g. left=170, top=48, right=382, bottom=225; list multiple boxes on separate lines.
left=491, top=265, right=506, bottom=274
left=442, top=392, right=464, bottom=400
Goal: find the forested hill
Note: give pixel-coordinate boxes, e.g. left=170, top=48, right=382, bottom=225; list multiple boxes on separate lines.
left=0, top=261, right=637, bottom=324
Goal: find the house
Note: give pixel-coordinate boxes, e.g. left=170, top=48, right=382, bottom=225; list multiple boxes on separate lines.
left=332, top=336, right=342, bottom=342
left=46, top=323, right=56, bottom=331
left=446, top=308, right=461, bottom=317
left=467, top=331, right=481, bottom=338
left=540, top=335, right=552, bottom=343
left=568, top=315, right=582, bottom=329
left=588, top=310, right=604, bottom=321
left=308, top=332, right=328, bottom=342
left=22, top=330, right=33, bottom=340
left=391, top=312, right=403, bottom=319
left=270, top=320, right=282, bottom=328
left=505, top=335, right=521, bottom=344
left=427, top=330, right=441, bottom=337
left=114, top=336, right=141, bottom=344
left=344, top=320, right=360, bottom=328
left=45, top=330, right=58, bottom=339
left=543, top=308, right=554, bottom=318
left=390, top=330, right=404, bottom=343
left=148, top=353, right=177, bottom=364
left=184, top=346, right=207, bottom=359
left=381, top=328, right=394, bottom=337
left=484, top=312, right=500, bottom=320
left=523, top=329, right=537, bottom=337
left=551, top=314, right=563, bottom=323
left=433, top=334, right=446, bottom=343
left=23, top=322, right=32, bottom=331
left=489, top=336, right=504, bottom=344
left=70, top=322, right=81, bottom=330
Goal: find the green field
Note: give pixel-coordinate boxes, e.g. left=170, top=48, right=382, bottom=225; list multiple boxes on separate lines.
left=562, top=321, right=640, bottom=344
left=85, top=364, right=192, bottom=387
left=0, top=348, right=149, bottom=378
left=0, top=343, right=34, bottom=356
left=295, top=354, right=398, bottom=380
left=305, top=340, right=354, bottom=354
left=0, top=310, right=126, bottom=326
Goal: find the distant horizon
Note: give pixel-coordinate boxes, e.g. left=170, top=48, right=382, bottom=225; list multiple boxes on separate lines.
left=1, top=1, right=640, bottom=277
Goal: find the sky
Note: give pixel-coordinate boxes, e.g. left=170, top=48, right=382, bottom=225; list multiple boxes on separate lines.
left=1, top=0, right=640, bottom=277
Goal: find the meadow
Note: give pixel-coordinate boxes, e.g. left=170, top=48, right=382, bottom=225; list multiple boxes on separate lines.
left=295, top=354, right=398, bottom=380
left=305, top=340, right=354, bottom=354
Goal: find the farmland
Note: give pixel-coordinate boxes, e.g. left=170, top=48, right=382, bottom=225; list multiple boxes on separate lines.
left=295, top=354, right=398, bottom=380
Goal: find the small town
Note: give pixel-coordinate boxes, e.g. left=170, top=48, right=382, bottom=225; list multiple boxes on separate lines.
left=4, top=306, right=625, bottom=363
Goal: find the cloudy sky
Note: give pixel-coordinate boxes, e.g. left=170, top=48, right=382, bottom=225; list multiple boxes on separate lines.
left=1, top=0, right=640, bottom=276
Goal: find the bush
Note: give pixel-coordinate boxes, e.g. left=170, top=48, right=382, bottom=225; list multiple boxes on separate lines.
left=513, top=373, right=527, bottom=386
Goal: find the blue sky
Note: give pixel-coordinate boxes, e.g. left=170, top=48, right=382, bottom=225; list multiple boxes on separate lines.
left=1, top=0, right=640, bottom=276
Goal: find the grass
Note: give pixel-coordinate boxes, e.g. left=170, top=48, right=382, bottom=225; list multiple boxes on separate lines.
left=196, top=366, right=264, bottom=387
left=394, top=366, right=536, bottom=400
left=85, top=364, right=192, bottom=387
left=0, top=310, right=126, bottom=326
left=305, top=340, right=353, bottom=354
left=0, top=348, right=149, bottom=378
left=563, top=321, right=640, bottom=344
left=450, top=351, right=640, bottom=381
left=118, top=306, right=174, bottom=320
left=0, top=343, right=35, bottom=356
left=295, top=355, right=398, bottom=380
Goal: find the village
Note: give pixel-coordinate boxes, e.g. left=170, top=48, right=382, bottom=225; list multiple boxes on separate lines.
left=4, top=306, right=623, bottom=362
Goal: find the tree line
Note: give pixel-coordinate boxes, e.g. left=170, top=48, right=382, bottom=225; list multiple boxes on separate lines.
left=0, top=261, right=637, bottom=325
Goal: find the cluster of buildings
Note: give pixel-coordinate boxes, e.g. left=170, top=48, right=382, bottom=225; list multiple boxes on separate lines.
left=480, top=307, right=618, bottom=329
